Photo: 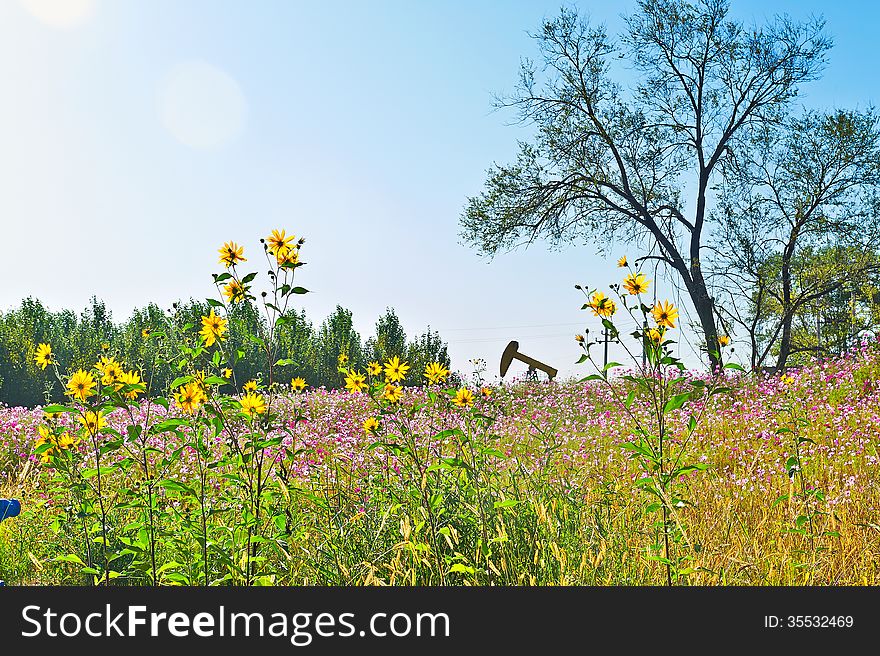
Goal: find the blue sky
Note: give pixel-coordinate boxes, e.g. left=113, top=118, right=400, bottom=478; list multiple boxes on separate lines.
left=1, top=0, right=877, bottom=380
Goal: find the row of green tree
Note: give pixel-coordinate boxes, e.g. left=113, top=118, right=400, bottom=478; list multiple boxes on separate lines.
left=0, top=297, right=450, bottom=407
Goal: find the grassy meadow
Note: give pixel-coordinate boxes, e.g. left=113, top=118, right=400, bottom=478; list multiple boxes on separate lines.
left=0, top=231, right=878, bottom=586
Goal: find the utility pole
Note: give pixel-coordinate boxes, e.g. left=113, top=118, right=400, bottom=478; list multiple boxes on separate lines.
left=603, top=327, right=609, bottom=369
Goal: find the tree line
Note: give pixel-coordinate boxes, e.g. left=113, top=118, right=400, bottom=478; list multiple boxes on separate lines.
left=0, top=297, right=450, bottom=407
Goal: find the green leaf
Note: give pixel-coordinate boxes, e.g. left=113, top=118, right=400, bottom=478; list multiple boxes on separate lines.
left=603, top=361, right=623, bottom=371
left=205, top=298, right=225, bottom=308
left=624, top=390, right=636, bottom=410
left=290, top=286, right=309, bottom=294
left=42, top=404, right=72, bottom=414
left=169, top=375, right=192, bottom=391
left=663, top=392, right=692, bottom=413
left=724, top=362, right=746, bottom=372
left=54, top=554, right=86, bottom=566
left=448, top=563, right=475, bottom=575
left=241, top=272, right=258, bottom=284
left=212, top=272, right=232, bottom=283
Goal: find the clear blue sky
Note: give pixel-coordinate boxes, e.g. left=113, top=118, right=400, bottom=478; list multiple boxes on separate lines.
left=1, top=1, right=877, bottom=380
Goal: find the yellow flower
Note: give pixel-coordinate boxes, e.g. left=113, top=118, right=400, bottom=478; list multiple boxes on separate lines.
left=382, top=383, right=404, bottom=403
left=95, top=355, right=121, bottom=374
left=101, top=361, right=124, bottom=387
left=363, top=417, right=380, bottom=435
left=781, top=374, right=795, bottom=386
left=383, top=356, right=410, bottom=383
left=344, top=370, right=368, bottom=394
left=34, top=343, right=53, bottom=370
left=366, top=361, right=382, bottom=376
left=480, top=386, right=492, bottom=400
left=200, top=309, right=228, bottom=347
left=177, top=382, right=207, bottom=414
left=243, top=380, right=258, bottom=392
left=35, top=425, right=56, bottom=464
left=118, top=370, right=143, bottom=400
left=589, top=292, right=616, bottom=318
left=44, top=409, right=62, bottom=420
left=617, top=255, right=628, bottom=268
left=652, top=300, right=678, bottom=329
left=218, top=241, right=246, bottom=268
left=141, top=328, right=151, bottom=339
left=193, top=370, right=208, bottom=391
left=452, top=387, right=475, bottom=407
left=646, top=327, right=664, bottom=344
left=718, top=335, right=731, bottom=347
left=266, top=229, right=294, bottom=256
left=78, top=411, right=106, bottom=435
left=423, top=361, right=450, bottom=385
left=57, top=431, right=77, bottom=449
left=66, top=370, right=96, bottom=402
left=337, top=353, right=349, bottom=368
left=622, top=272, right=650, bottom=295
left=101, top=342, right=110, bottom=351
left=276, top=246, right=299, bottom=267
left=222, top=368, right=233, bottom=379
left=239, top=392, right=266, bottom=418
left=291, top=377, right=307, bottom=393
left=575, top=334, right=585, bottom=344
left=223, top=279, right=247, bottom=304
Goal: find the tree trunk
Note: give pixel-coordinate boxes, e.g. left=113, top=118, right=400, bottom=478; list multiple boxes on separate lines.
left=776, top=228, right=798, bottom=371
left=691, top=273, right=721, bottom=370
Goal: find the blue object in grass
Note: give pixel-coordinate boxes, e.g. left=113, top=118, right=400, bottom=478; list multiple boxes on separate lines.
left=0, top=499, right=21, bottom=522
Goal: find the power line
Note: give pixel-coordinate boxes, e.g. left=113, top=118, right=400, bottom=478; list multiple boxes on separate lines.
left=438, top=321, right=585, bottom=332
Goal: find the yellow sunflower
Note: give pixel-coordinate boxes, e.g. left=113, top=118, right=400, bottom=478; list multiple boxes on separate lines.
left=239, top=392, right=267, bottom=418
left=276, top=246, right=299, bottom=267
left=452, top=388, right=475, bottom=407
left=622, top=272, right=650, bottom=295
left=66, top=370, right=96, bottom=402
left=589, top=292, right=617, bottom=318
left=223, top=279, right=247, bottom=304
left=652, top=301, right=678, bottom=329
left=218, top=241, right=246, bottom=268
left=266, top=229, right=294, bottom=256
left=383, top=356, right=410, bottom=383
left=34, top=343, right=53, bottom=370
left=363, top=417, right=380, bottom=435
left=118, top=370, right=143, bottom=400
left=200, top=309, right=228, bottom=347
left=423, top=361, right=450, bottom=385
left=177, top=382, right=207, bottom=414
left=291, top=377, right=307, bottom=393
left=382, top=383, right=404, bottom=403
left=366, top=361, right=382, bottom=376
left=345, top=370, right=368, bottom=394
left=78, top=411, right=106, bottom=435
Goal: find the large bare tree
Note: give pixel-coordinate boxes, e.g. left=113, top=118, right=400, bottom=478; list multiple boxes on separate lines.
left=460, top=0, right=830, bottom=368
